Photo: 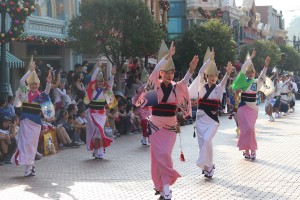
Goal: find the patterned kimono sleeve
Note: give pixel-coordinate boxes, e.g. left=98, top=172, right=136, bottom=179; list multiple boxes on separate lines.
left=177, top=71, right=193, bottom=117
left=135, top=58, right=168, bottom=107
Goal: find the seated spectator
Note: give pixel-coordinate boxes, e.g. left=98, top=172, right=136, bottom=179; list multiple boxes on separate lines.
left=57, top=110, right=80, bottom=147
left=67, top=103, right=84, bottom=144
left=6, top=96, right=15, bottom=116
left=75, top=109, right=87, bottom=144
left=115, top=103, right=127, bottom=135
left=0, top=115, right=17, bottom=164
left=126, top=104, right=140, bottom=134
left=107, top=107, right=119, bottom=137
left=0, top=98, right=14, bottom=119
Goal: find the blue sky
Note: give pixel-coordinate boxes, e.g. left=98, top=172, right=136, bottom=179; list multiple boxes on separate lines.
left=235, top=0, right=300, bottom=27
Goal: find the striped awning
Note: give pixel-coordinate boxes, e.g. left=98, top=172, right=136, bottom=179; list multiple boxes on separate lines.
left=0, top=50, right=24, bottom=68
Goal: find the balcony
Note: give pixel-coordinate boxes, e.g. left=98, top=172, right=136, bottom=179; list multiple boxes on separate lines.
left=24, top=15, right=67, bottom=39
left=274, top=29, right=288, bottom=38
left=186, top=0, right=219, bottom=11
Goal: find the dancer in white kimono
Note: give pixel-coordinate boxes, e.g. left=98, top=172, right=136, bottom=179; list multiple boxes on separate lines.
left=188, top=48, right=233, bottom=178
left=11, top=57, right=52, bottom=176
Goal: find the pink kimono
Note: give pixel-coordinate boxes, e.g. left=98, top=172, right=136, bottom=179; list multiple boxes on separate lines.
left=136, top=57, right=192, bottom=192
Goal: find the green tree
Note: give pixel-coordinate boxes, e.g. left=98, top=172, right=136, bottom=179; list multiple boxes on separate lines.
left=279, top=45, right=300, bottom=72
left=68, top=0, right=164, bottom=89
left=175, top=19, right=235, bottom=72
left=240, top=40, right=280, bottom=72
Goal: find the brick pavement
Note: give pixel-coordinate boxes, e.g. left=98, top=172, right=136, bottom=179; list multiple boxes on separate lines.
left=0, top=102, right=300, bottom=200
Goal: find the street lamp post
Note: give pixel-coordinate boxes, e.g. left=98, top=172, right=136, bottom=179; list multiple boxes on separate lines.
left=293, top=35, right=300, bottom=52
left=0, top=0, right=9, bottom=99
left=279, top=53, right=287, bottom=74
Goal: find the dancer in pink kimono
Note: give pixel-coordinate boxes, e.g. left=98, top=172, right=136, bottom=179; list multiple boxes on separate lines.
left=232, top=49, right=271, bottom=159
left=12, top=58, right=52, bottom=176
left=84, top=61, right=117, bottom=159
left=132, top=83, right=151, bottom=145
left=136, top=41, right=198, bottom=200
left=188, top=48, right=233, bottom=178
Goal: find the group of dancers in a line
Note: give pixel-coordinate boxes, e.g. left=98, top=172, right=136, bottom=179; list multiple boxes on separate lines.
left=10, top=40, right=296, bottom=200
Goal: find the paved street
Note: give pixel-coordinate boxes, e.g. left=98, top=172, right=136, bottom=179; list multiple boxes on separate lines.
left=1, top=102, right=300, bottom=200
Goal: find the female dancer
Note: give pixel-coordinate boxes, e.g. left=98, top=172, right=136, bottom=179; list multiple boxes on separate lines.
left=232, top=49, right=270, bottom=159
left=188, top=48, right=233, bottom=178
left=84, top=61, right=116, bottom=159
left=136, top=41, right=198, bottom=200
left=12, top=58, right=52, bottom=176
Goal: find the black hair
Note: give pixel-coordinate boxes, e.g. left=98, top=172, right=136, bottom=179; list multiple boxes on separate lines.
left=74, top=63, right=82, bottom=69
left=0, top=98, right=6, bottom=107
left=82, top=60, right=88, bottom=66
left=126, top=75, right=135, bottom=89
left=7, top=96, right=13, bottom=103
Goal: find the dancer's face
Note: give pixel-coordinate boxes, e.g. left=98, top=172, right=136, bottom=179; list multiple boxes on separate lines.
left=246, top=70, right=255, bottom=79
left=96, top=80, right=105, bottom=88
left=206, top=74, right=218, bottom=85
left=29, top=83, right=39, bottom=92
left=160, top=69, right=175, bottom=85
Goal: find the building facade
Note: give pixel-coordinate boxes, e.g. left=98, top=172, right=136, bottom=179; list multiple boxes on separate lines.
left=10, top=0, right=82, bottom=92
left=256, top=6, right=287, bottom=45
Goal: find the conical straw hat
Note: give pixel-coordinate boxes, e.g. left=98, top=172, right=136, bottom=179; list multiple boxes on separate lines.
left=27, top=71, right=40, bottom=84
left=205, top=62, right=218, bottom=76
left=203, top=47, right=211, bottom=64
left=157, top=40, right=175, bottom=71
left=245, top=52, right=255, bottom=73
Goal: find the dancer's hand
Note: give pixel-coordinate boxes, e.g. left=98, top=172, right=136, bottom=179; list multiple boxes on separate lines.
left=226, top=62, right=233, bottom=74
left=250, top=48, right=256, bottom=59
left=47, top=69, right=52, bottom=83
left=166, top=41, right=175, bottom=60
left=189, top=55, right=199, bottom=74
left=211, top=48, right=215, bottom=61
left=264, top=56, right=271, bottom=68
left=111, top=66, right=117, bottom=75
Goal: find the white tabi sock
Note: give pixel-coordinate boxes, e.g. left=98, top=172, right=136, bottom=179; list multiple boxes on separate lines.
left=163, top=184, right=170, bottom=195
left=99, top=147, right=104, bottom=155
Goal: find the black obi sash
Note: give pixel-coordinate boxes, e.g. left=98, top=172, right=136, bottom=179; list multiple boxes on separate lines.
left=88, top=100, right=106, bottom=110
left=241, top=92, right=256, bottom=102
left=152, top=104, right=177, bottom=117
left=197, top=84, right=220, bottom=123
left=21, top=102, right=41, bottom=115
left=198, top=99, right=220, bottom=123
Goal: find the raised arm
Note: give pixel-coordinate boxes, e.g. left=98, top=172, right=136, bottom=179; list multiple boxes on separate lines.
left=91, top=60, right=102, bottom=81
left=107, top=66, right=116, bottom=87
left=20, top=71, right=31, bottom=86
left=219, top=62, right=233, bottom=88
left=257, top=56, right=271, bottom=80
left=20, top=61, right=36, bottom=85
left=241, top=49, right=255, bottom=74
left=179, top=55, right=199, bottom=85
left=45, top=69, right=52, bottom=95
